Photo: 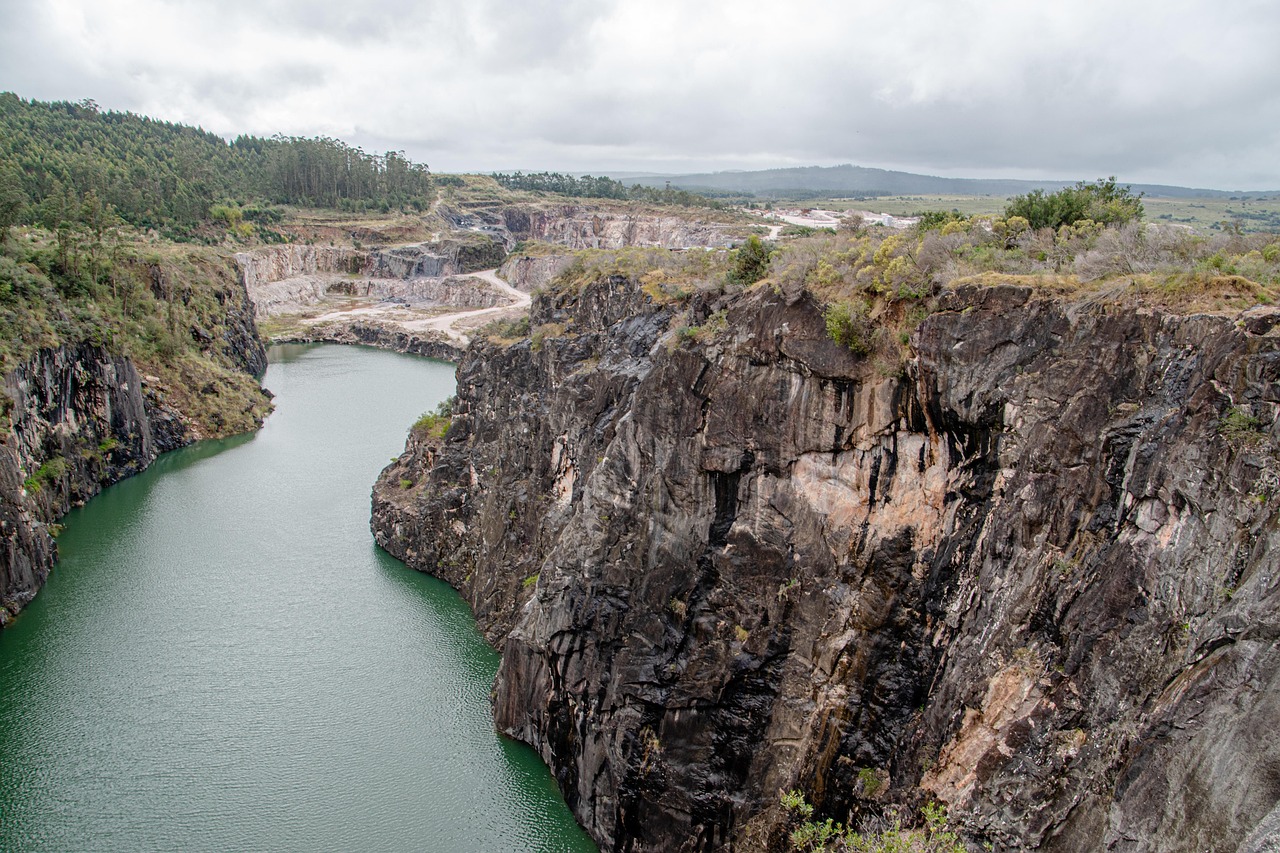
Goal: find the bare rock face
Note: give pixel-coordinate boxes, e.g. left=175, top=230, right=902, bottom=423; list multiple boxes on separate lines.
left=501, top=204, right=745, bottom=250
left=372, top=275, right=1280, bottom=852
left=0, top=444, right=54, bottom=624
left=1, top=274, right=268, bottom=626
left=0, top=345, right=189, bottom=623
left=498, top=253, right=578, bottom=293
left=237, top=239, right=507, bottom=318
left=277, top=322, right=464, bottom=362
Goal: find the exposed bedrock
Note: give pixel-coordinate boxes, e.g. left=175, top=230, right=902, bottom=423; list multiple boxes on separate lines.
left=490, top=204, right=745, bottom=250
left=372, top=276, right=1280, bottom=852
left=236, top=239, right=507, bottom=318
left=498, top=253, right=577, bottom=293
left=1, top=343, right=227, bottom=624
left=1, top=273, right=267, bottom=626
left=276, top=322, right=464, bottom=362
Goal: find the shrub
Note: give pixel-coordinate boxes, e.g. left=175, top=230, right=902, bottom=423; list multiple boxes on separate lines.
left=825, top=300, right=873, bottom=355
left=23, top=456, right=68, bottom=494
left=480, top=314, right=530, bottom=340
left=732, top=234, right=771, bottom=284
left=1220, top=406, right=1265, bottom=441
left=1005, top=177, right=1143, bottom=231
left=781, top=791, right=966, bottom=853
left=412, top=396, right=455, bottom=440
left=913, top=210, right=965, bottom=232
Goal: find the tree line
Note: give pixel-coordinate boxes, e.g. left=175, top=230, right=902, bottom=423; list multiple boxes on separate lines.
left=491, top=171, right=721, bottom=208
left=0, top=93, right=435, bottom=239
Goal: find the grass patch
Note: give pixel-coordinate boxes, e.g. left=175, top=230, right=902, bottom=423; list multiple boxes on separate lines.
left=530, top=322, right=566, bottom=351
left=23, top=456, right=67, bottom=494
left=412, top=396, right=455, bottom=441
left=478, top=314, right=530, bottom=343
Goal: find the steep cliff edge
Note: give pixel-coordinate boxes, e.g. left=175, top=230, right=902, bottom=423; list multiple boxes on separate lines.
left=372, top=274, right=1280, bottom=852
left=1, top=254, right=269, bottom=626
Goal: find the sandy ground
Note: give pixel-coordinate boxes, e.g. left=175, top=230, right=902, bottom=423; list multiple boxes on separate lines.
left=747, top=208, right=920, bottom=231
left=402, top=269, right=531, bottom=341
left=286, top=268, right=531, bottom=347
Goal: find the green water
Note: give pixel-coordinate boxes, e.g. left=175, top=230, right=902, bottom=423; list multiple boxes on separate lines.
left=0, top=344, right=596, bottom=853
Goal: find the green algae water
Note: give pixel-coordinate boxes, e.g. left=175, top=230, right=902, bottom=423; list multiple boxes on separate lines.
left=0, top=344, right=596, bottom=853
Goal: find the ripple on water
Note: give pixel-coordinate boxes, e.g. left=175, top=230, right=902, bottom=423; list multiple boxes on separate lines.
left=0, top=344, right=597, bottom=853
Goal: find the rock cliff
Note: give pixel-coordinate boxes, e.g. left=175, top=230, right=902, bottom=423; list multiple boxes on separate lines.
left=237, top=239, right=507, bottom=318
left=509, top=206, right=745, bottom=250
left=373, top=273, right=1280, bottom=852
left=275, top=322, right=464, bottom=362
left=1, top=275, right=268, bottom=626
left=437, top=203, right=748, bottom=252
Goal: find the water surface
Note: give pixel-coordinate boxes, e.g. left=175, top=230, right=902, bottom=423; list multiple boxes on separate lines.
left=0, top=344, right=595, bottom=853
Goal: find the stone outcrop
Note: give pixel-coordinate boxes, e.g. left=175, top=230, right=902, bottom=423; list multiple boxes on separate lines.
left=276, top=322, right=464, bottom=362
left=0, top=346, right=186, bottom=623
left=237, top=239, right=507, bottom=318
left=373, top=274, right=1280, bottom=852
left=235, top=244, right=366, bottom=293
left=498, top=253, right=577, bottom=293
left=509, top=205, right=743, bottom=249
left=437, top=203, right=746, bottom=252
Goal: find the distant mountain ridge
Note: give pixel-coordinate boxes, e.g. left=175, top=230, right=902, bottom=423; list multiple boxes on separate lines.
left=606, top=164, right=1275, bottom=198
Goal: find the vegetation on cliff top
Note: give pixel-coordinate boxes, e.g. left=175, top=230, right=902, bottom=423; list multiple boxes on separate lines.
left=0, top=226, right=270, bottom=437
left=1003, top=177, right=1145, bottom=231
left=512, top=206, right=1280, bottom=377
left=411, top=397, right=455, bottom=441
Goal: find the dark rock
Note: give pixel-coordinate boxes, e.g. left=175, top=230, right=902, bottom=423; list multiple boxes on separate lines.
left=373, top=275, right=1280, bottom=852
left=2, top=271, right=268, bottom=625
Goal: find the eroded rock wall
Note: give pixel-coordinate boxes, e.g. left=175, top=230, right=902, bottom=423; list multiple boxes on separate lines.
left=498, top=254, right=577, bottom=293
left=501, top=204, right=744, bottom=250
left=238, top=241, right=509, bottom=318
left=236, top=244, right=366, bottom=289
left=0, top=345, right=185, bottom=623
left=277, top=322, right=464, bottom=362
left=372, top=277, right=1280, bottom=852
left=1, top=280, right=268, bottom=626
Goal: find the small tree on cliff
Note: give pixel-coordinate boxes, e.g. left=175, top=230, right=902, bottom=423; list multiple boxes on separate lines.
left=733, top=234, right=771, bottom=284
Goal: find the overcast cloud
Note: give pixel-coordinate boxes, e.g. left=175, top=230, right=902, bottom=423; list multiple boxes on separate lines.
left=2, top=0, right=1278, bottom=189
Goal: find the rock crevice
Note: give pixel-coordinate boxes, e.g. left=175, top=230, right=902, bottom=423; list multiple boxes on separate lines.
left=373, top=276, right=1280, bottom=852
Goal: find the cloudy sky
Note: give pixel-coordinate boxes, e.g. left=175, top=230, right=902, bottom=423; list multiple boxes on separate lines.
left=2, top=0, right=1278, bottom=189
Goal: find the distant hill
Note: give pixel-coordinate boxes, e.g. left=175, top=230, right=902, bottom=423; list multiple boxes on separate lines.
left=608, top=164, right=1272, bottom=199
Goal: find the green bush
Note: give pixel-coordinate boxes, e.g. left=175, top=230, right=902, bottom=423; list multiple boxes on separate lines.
left=1005, top=177, right=1143, bottom=231
left=825, top=300, right=873, bottom=355
left=23, top=456, right=68, bottom=494
left=732, top=234, right=772, bottom=284
left=782, top=791, right=966, bottom=853
left=412, top=396, right=456, bottom=440
left=1220, top=406, right=1265, bottom=441
left=480, top=315, right=531, bottom=340
left=913, top=210, right=966, bottom=232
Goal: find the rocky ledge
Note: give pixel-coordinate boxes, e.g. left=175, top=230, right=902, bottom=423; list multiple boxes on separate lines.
left=372, top=274, right=1280, bottom=852
left=274, top=321, right=464, bottom=362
